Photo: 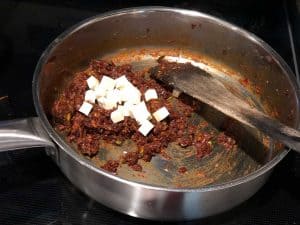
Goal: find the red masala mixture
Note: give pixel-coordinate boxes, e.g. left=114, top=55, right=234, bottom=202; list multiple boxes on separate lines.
left=51, top=59, right=236, bottom=173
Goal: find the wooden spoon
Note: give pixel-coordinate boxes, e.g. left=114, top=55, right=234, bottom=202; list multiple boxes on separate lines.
left=151, top=60, right=300, bottom=153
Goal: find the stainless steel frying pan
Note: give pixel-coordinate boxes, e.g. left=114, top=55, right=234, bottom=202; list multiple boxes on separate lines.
left=0, top=7, right=299, bottom=220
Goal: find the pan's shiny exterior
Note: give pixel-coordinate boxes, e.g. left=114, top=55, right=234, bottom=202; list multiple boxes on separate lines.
left=11, top=7, right=300, bottom=220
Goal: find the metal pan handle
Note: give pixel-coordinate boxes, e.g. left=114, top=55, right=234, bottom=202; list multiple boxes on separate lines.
left=0, top=117, right=55, bottom=152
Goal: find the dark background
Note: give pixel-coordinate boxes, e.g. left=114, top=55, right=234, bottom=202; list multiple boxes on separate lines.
left=0, top=0, right=299, bottom=224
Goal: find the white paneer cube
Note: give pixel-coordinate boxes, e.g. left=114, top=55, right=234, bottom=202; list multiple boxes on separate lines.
left=110, top=109, right=124, bottom=123
left=138, top=120, right=154, bottom=136
left=86, top=76, right=99, bottom=90
left=103, top=100, right=117, bottom=110
left=79, top=102, right=93, bottom=116
left=97, top=97, right=116, bottom=110
left=153, top=107, right=170, bottom=122
left=115, top=75, right=131, bottom=89
left=115, top=89, right=123, bottom=104
left=84, top=90, right=96, bottom=103
left=117, top=105, right=124, bottom=115
left=123, top=102, right=135, bottom=117
left=120, top=86, right=141, bottom=104
left=103, top=102, right=117, bottom=110
left=106, top=89, right=121, bottom=105
left=94, top=85, right=107, bottom=98
left=119, top=87, right=130, bottom=102
left=144, top=89, right=158, bottom=102
left=97, top=96, right=106, bottom=105
left=98, top=75, right=116, bottom=91
left=131, top=101, right=152, bottom=124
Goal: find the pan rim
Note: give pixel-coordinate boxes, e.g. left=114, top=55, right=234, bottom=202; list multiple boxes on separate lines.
left=32, top=6, right=298, bottom=192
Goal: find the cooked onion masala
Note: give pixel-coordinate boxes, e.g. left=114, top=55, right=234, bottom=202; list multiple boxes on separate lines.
left=51, top=59, right=237, bottom=173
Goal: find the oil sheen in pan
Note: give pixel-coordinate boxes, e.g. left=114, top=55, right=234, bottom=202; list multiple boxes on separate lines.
left=82, top=47, right=273, bottom=188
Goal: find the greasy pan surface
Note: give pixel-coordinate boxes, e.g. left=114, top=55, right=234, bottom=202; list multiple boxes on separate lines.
left=32, top=7, right=299, bottom=219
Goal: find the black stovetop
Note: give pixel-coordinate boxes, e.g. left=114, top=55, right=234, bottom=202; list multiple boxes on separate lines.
left=0, top=1, right=300, bottom=224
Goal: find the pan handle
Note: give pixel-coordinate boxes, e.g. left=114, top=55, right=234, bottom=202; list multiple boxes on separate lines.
left=0, top=117, right=55, bottom=152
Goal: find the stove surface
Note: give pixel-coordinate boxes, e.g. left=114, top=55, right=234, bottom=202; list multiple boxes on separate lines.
left=0, top=1, right=300, bottom=224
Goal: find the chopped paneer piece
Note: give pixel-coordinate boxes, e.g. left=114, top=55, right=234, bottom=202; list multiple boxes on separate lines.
left=144, top=89, right=158, bottom=102
left=115, top=75, right=132, bottom=89
left=138, top=120, right=154, bottom=136
left=123, top=102, right=134, bottom=117
left=111, top=109, right=125, bottom=123
left=86, top=76, right=99, bottom=90
left=131, top=101, right=151, bottom=124
left=153, top=107, right=170, bottom=122
left=94, top=85, right=107, bottom=98
left=98, top=75, right=116, bottom=91
left=97, top=97, right=116, bottom=110
left=79, top=102, right=93, bottom=116
left=120, top=86, right=141, bottom=104
left=84, top=90, right=96, bottom=103
left=106, top=89, right=121, bottom=105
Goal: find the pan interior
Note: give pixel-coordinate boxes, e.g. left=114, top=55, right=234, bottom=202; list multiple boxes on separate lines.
left=37, top=10, right=298, bottom=189
left=59, top=47, right=271, bottom=188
